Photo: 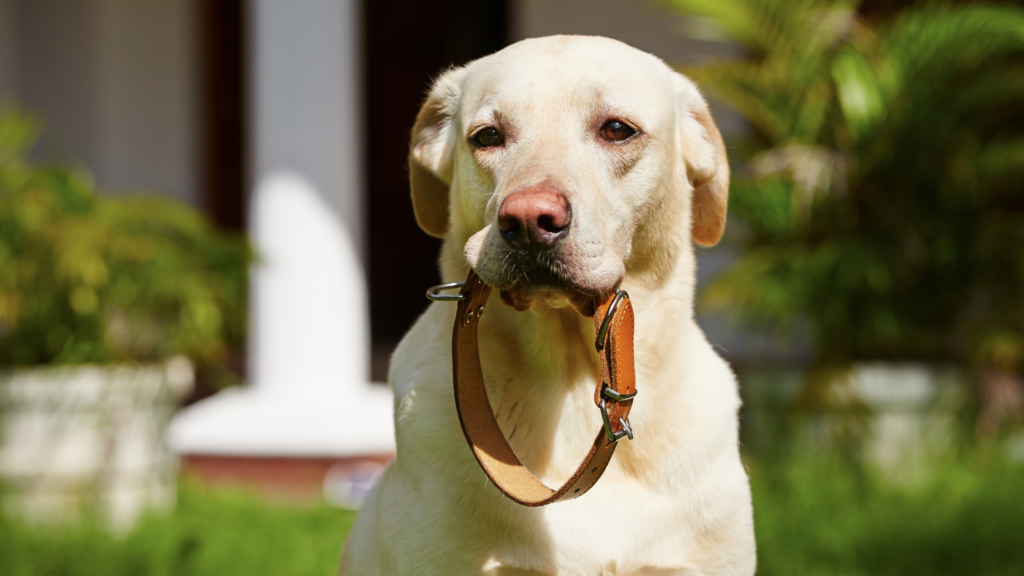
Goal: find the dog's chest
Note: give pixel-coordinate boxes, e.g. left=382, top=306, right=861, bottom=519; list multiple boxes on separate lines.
left=483, top=485, right=697, bottom=575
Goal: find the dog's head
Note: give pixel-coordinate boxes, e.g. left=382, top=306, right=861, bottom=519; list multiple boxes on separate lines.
left=410, top=36, right=728, bottom=316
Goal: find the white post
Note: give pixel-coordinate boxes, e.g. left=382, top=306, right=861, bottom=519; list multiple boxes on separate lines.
left=249, top=0, right=368, bottom=391
left=169, top=0, right=394, bottom=458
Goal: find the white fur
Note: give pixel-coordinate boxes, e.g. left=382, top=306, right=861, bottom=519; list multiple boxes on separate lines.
left=340, top=36, right=755, bottom=576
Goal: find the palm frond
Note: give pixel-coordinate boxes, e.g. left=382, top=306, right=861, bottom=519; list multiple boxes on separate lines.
left=672, top=0, right=1024, bottom=365
left=884, top=5, right=1024, bottom=81
left=668, top=0, right=859, bottom=58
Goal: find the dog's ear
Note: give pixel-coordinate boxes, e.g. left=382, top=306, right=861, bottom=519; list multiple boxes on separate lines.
left=674, top=73, right=730, bottom=247
left=409, top=67, right=467, bottom=238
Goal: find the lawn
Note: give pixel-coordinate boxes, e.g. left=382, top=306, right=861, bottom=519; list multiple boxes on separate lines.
left=2, top=459, right=1022, bottom=575
left=753, top=458, right=1024, bottom=576
left=0, top=485, right=356, bottom=576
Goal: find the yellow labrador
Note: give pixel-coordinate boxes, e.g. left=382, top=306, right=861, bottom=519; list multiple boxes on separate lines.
left=340, top=36, right=755, bottom=576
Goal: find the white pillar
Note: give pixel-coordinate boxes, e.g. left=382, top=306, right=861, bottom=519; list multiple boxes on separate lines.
left=169, top=0, right=394, bottom=458
left=249, top=0, right=368, bottom=391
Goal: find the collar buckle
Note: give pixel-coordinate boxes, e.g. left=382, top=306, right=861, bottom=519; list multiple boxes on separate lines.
left=599, top=384, right=636, bottom=443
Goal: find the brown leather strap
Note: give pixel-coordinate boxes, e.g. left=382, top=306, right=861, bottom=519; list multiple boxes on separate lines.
left=451, top=271, right=636, bottom=506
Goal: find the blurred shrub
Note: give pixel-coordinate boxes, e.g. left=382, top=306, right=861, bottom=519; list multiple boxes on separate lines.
left=673, top=1, right=1024, bottom=376
left=0, top=107, right=251, bottom=367
left=0, top=484, right=356, bottom=576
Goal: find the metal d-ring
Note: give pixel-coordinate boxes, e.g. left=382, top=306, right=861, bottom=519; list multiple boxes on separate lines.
left=599, top=383, right=636, bottom=442
left=426, top=281, right=467, bottom=302
left=595, top=290, right=629, bottom=350
left=599, top=397, right=634, bottom=443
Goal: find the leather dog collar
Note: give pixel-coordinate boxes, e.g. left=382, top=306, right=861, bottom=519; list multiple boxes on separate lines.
left=427, top=270, right=637, bottom=506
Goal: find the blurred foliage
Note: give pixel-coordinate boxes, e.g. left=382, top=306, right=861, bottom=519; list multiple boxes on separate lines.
left=0, top=107, right=251, bottom=367
left=2, top=461, right=1022, bottom=575
left=672, top=0, right=1024, bottom=371
left=0, top=484, right=355, bottom=576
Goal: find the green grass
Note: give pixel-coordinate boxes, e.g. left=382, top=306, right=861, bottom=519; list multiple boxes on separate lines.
left=753, top=458, right=1024, bottom=576
left=0, top=484, right=356, bottom=576
left=2, top=459, right=1022, bottom=575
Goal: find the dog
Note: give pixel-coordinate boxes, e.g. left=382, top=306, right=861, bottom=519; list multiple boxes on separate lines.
left=339, top=36, right=756, bottom=576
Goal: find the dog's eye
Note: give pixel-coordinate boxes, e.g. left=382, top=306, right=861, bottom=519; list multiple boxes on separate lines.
left=471, top=127, right=505, bottom=148
left=600, top=120, right=636, bottom=142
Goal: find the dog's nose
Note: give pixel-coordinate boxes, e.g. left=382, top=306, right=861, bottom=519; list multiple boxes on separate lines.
left=497, top=188, right=571, bottom=250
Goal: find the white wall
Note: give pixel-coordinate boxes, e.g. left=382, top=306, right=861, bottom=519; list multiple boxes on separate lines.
left=3, top=0, right=200, bottom=207
left=91, top=0, right=199, bottom=207
left=11, top=0, right=98, bottom=167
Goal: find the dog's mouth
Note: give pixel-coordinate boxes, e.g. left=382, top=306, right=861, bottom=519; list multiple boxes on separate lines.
left=465, top=224, right=623, bottom=317
left=499, top=278, right=600, bottom=317
left=481, top=259, right=612, bottom=318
